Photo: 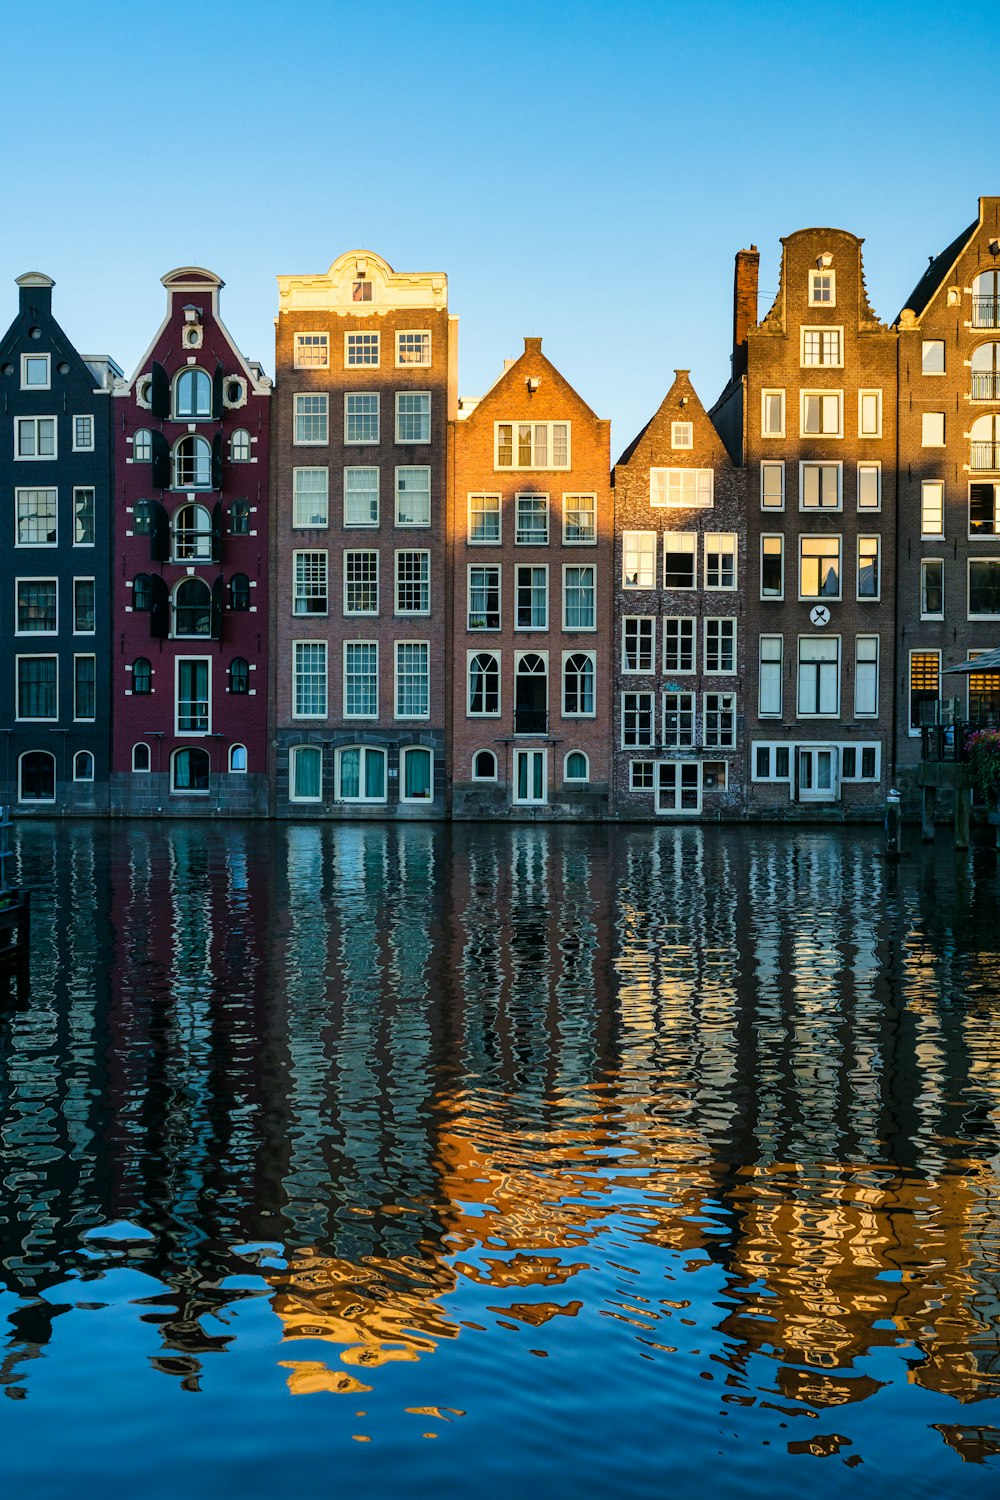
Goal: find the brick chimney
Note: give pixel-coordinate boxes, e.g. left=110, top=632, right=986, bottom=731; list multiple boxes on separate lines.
left=732, top=246, right=759, bottom=379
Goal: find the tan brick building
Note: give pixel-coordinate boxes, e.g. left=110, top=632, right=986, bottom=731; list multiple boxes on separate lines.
left=612, top=371, right=746, bottom=817
left=714, top=229, right=897, bottom=816
left=895, top=197, right=1000, bottom=765
left=449, top=339, right=612, bottom=817
left=270, top=252, right=457, bottom=817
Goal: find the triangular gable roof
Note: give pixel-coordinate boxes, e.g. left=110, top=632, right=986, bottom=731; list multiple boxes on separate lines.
left=897, top=218, right=978, bottom=321
left=118, top=266, right=269, bottom=394
left=0, top=276, right=115, bottom=390
left=614, top=370, right=728, bottom=470
left=465, top=337, right=604, bottom=424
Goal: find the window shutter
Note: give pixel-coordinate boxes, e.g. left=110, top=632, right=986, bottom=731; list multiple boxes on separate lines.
left=149, top=501, right=170, bottom=562
left=150, top=575, right=169, bottom=639
left=150, top=362, right=169, bottom=420
left=211, top=575, right=224, bottom=641
left=211, top=500, right=223, bottom=563
left=212, top=431, right=223, bottom=490
left=213, top=364, right=225, bottom=421
left=151, top=431, right=170, bottom=489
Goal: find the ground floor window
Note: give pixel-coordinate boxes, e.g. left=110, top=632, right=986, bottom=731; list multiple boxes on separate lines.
left=564, top=750, right=589, bottom=782
left=18, top=750, right=55, bottom=802
left=133, top=742, right=151, bottom=773
left=172, top=746, right=210, bottom=793
left=401, top=745, right=433, bottom=801
left=472, top=749, right=498, bottom=780
left=337, top=745, right=386, bottom=802
left=656, top=761, right=701, bottom=815
left=229, top=744, right=248, bottom=773
left=513, top=748, right=547, bottom=804
left=73, top=750, right=94, bottom=781
left=290, top=745, right=322, bottom=802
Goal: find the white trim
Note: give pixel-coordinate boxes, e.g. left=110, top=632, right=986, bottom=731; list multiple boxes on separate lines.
left=799, top=460, right=843, bottom=511
left=293, top=332, right=330, bottom=370
left=14, top=576, right=58, bottom=636
left=563, top=749, right=590, bottom=782
left=228, top=743, right=248, bottom=774
left=798, top=533, right=843, bottom=602
left=562, top=492, right=597, bottom=545
left=621, top=615, right=656, bottom=674
left=293, top=391, right=330, bottom=445
left=858, top=388, right=882, bottom=439
left=467, top=561, right=501, bottom=631
left=17, top=748, right=56, bottom=803
left=467, top=491, right=502, bottom=544
left=703, top=532, right=737, bottom=591
left=21, top=352, right=51, bottom=391
left=703, top=616, right=737, bottom=675
left=14, top=415, right=57, bottom=461
left=514, top=490, right=550, bottom=545
left=471, top=748, right=499, bottom=781
left=335, top=744, right=387, bottom=803
left=394, top=547, right=431, bottom=616
left=174, top=655, right=211, bottom=736
left=796, top=634, right=841, bottom=719
left=342, top=638, right=380, bottom=719
left=289, top=744, right=323, bottom=802
left=494, top=420, right=571, bottom=471
left=808, top=269, right=836, bottom=307
left=343, top=465, right=380, bottom=527
left=394, top=465, right=431, bottom=527
left=132, top=742, right=151, bottom=773
left=395, top=329, right=432, bottom=368
left=908, top=648, right=941, bottom=736
left=562, top=562, right=597, bottom=630
left=394, top=389, right=431, bottom=444
left=920, top=557, right=945, bottom=620
left=655, top=759, right=702, bottom=816
left=761, top=388, right=785, bottom=438
left=799, top=325, right=844, bottom=368
left=344, top=390, right=380, bottom=445
left=400, top=744, right=434, bottom=801
left=343, top=548, right=380, bottom=616
left=800, top=389, right=844, bottom=439
left=394, top=639, right=430, bottom=720
left=968, top=556, right=1000, bottom=620
left=72, top=413, right=95, bottom=452
left=857, top=461, right=881, bottom=511
left=72, top=653, right=97, bottom=722
left=857, top=534, right=881, bottom=601
left=15, top=653, right=58, bottom=722
left=344, top=329, right=380, bottom=368
left=761, top=533, right=784, bottom=600
left=760, top=460, right=784, bottom=511
left=292, top=639, right=328, bottom=720
left=662, top=614, right=696, bottom=674
left=561, top=648, right=596, bottom=718
left=512, top=747, right=548, bottom=804
left=467, top=648, right=502, bottom=717
left=72, top=485, right=96, bottom=547
left=72, top=749, right=95, bottom=783
left=73, top=576, right=96, bottom=634
left=514, top=561, right=549, bottom=631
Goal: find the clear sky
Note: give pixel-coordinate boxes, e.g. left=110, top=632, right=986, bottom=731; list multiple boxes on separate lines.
left=3, top=0, right=996, bottom=456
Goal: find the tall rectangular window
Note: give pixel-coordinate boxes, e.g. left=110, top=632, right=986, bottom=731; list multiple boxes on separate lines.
left=468, top=492, right=501, bottom=543
left=344, top=467, right=379, bottom=526
left=563, top=493, right=596, bottom=544
left=663, top=691, right=695, bottom=748
left=344, top=551, right=379, bottom=614
left=294, top=394, right=328, bottom=444
left=759, top=635, right=783, bottom=717
left=703, top=692, right=736, bottom=749
left=345, top=393, right=379, bottom=444
left=663, top=534, right=696, bottom=589
left=176, top=659, right=210, bottom=733
left=761, top=535, right=784, bottom=598
left=346, top=331, right=380, bottom=366
left=622, top=692, right=655, bottom=747
left=74, top=488, right=95, bottom=545
left=920, top=559, right=944, bottom=619
left=969, top=483, right=999, bottom=536
left=909, top=650, right=940, bottom=731
left=622, top=531, right=656, bottom=588
left=761, top=390, right=785, bottom=437
left=73, top=415, right=95, bottom=451
left=16, top=488, right=57, bottom=546
left=922, top=340, right=945, bottom=374
left=704, top=617, right=736, bottom=674
left=395, top=392, right=431, bottom=443
left=857, top=535, right=881, bottom=599
left=797, top=637, right=840, bottom=716
left=468, top=651, right=500, bottom=715
left=16, top=580, right=57, bottom=633
left=293, top=642, right=327, bottom=718
left=73, top=578, right=95, bottom=633
left=969, top=559, right=1000, bottom=617
left=563, top=566, right=595, bottom=629
left=663, top=616, right=695, bottom=673
left=921, top=480, right=944, bottom=537
left=74, top=655, right=96, bottom=720
left=294, top=333, right=329, bottom=368
left=293, top=467, right=329, bottom=527
left=344, top=642, right=379, bottom=718
left=855, top=636, right=879, bottom=717
left=799, top=536, right=842, bottom=599
left=293, top=551, right=328, bottom=615
left=857, top=462, right=881, bottom=510
left=622, top=617, right=655, bottom=673
left=922, top=412, right=945, bottom=446
left=705, top=533, right=737, bottom=589
left=17, top=657, right=57, bottom=719
left=761, top=462, right=784, bottom=509
left=800, top=462, right=841, bottom=509
left=516, top=492, right=549, bottom=544
left=468, top=565, right=501, bottom=629
left=395, top=466, right=431, bottom=526
left=395, top=641, right=429, bottom=718
left=859, top=390, right=882, bottom=437
left=396, top=551, right=430, bottom=614
left=516, top=565, right=548, bottom=629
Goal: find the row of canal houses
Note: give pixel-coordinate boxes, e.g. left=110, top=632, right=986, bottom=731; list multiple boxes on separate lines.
left=3, top=198, right=999, bottom=821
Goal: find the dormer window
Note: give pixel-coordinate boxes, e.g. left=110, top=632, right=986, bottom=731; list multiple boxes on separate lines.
left=809, top=269, right=836, bottom=306
left=173, top=368, right=211, bottom=419
left=352, top=280, right=373, bottom=302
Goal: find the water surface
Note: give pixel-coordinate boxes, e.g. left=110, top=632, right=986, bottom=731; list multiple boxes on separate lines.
left=1, top=821, right=999, bottom=1498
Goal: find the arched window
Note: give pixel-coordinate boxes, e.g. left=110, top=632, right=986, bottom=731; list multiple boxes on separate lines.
left=19, top=750, right=55, bottom=802
left=970, top=413, right=1000, bottom=473
left=173, top=502, right=213, bottom=559
left=230, top=429, right=251, bottom=462
left=401, top=746, right=433, bottom=801
left=134, top=498, right=152, bottom=535
left=133, top=429, right=152, bottom=463
left=972, top=270, right=1000, bottom=329
left=173, top=367, right=212, bottom=419
left=514, top=651, right=547, bottom=734
left=132, top=742, right=151, bottom=772
left=229, top=573, right=251, bottom=611
left=173, top=577, right=212, bottom=637
left=230, top=498, right=250, bottom=534
left=171, top=746, right=210, bottom=793
left=229, top=744, right=248, bottom=773
left=972, top=343, right=1000, bottom=401
left=564, top=750, right=589, bottom=782
left=337, top=746, right=386, bottom=802
left=132, top=657, right=152, bottom=694
left=563, top=652, right=596, bottom=717
left=173, top=434, right=212, bottom=489
left=468, top=651, right=500, bottom=715
left=133, top=573, right=152, bottom=611
left=290, top=744, right=322, bottom=802
left=228, top=657, right=250, bottom=694
left=73, top=750, right=94, bottom=782
left=472, top=749, right=498, bottom=781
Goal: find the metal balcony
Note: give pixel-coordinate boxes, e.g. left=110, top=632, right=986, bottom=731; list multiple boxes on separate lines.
left=971, top=372, right=1000, bottom=401
left=970, top=442, right=1000, bottom=472
left=972, top=298, right=1000, bottom=329
left=513, top=708, right=548, bottom=735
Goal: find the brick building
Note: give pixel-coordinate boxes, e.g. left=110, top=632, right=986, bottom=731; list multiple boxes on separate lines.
left=270, top=252, right=456, bottom=818
left=111, top=268, right=271, bottom=816
left=895, top=197, right=1000, bottom=764
left=450, top=338, right=612, bottom=817
left=714, top=229, right=897, bottom=816
left=0, top=273, right=119, bottom=813
left=612, top=370, right=746, bottom=817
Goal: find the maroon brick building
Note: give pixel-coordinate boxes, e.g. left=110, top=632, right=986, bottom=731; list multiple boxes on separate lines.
left=270, top=252, right=456, bottom=818
left=895, top=196, right=1000, bottom=764
left=449, top=338, right=612, bottom=817
left=613, top=370, right=747, bottom=817
left=111, top=268, right=271, bottom=815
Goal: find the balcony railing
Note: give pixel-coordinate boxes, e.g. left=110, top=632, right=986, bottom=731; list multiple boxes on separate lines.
left=173, top=458, right=212, bottom=489
left=972, top=298, right=1000, bottom=329
left=177, top=700, right=210, bottom=733
left=173, top=526, right=213, bottom=560
left=971, top=372, right=1000, bottom=401
left=921, top=715, right=1000, bottom=763
left=513, top=707, right=548, bottom=735
left=970, top=442, right=1000, bottom=472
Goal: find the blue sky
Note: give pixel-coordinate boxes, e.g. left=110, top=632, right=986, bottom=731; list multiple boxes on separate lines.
left=3, top=0, right=996, bottom=455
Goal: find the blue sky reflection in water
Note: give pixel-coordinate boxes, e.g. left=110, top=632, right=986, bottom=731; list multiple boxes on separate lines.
left=0, top=821, right=999, bottom=1499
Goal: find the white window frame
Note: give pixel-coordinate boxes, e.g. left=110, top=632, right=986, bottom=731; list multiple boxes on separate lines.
left=663, top=533, right=697, bottom=590
left=343, top=466, right=380, bottom=528
left=857, top=535, right=881, bottom=601
left=622, top=530, right=656, bottom=589
left=292, top=467, right=330, bottom=528
left=471, top=749, right=498, bottom=780
left=630, top=761, right=655, bottom=792
left=621, top=691, right=655, bottom=748
left=73, top=487, right=96, bottom=547
left=968, top=557, right=1000, bottom=620
left=344, top=392, right=380, bottom=445
left=394, top=549, right=431, bottom=616
left=73, top=654, right=97, bottom=723
left=662, top=616, right=695, bottom=675
left=704, top=533, right=737, bottom=591
left=839, top=743, right=882, bottom=782
left=751, top=742, right=793, bottom=783
left=15, top=577, right=58, bottom=636
left=512, top=748, right=549, bottom=805
left=655, top=761, right=702, bottom=816
left=494, top=422, right=571, bottom=471
left=760, top=534, right=784, bottom=600
left=798, top=534, right=843, bottom=601
left=394, top=465, right=431, bottom=527
left=15, top=415, right=57, bottom=461
left=854, top=635, right=879, bottom=718
left=858, top=389, right=882, bottom=438
left=920, top=558, right=945, bottom=620
left=343, top=640, right=380, bottom=719
left=467, top=649, right=501, bottom=717
left=563, top=750, right=590, bottom=782
left=921, top=340, right=946, bottom=376
left=14, top=487, right=58, bottom=548
left=800, top=389, right=844, bottom=438
left=468, top=492, right=501, bottom=545
left=344, top=330, right=380, bottom=368
left=394, top=640, right=430, bottom=720
left=622, top=616, right=655, bottom=674
left=292, top=549, right=329, bottom=617
left=292, top=640, right=328, bottom=720
left=336, top=745, right=387, bottom=803
left=562, top=649, right=596, bottom=718
left=921, top=411, right=946, bottom=447
left=228, top=744, right=248, bottom=774
left=72, top=414, right=95, bottom=452
left=796, top=635, right=841, bottom=719
left=921, top=480, right=945, bottom=539
left=759, top=635, right=783, bottom=718
left=515, top=491, right=550, bottom=545
left=343, top=550, right=380, bottom=616
left=174, top=655, right=211, bottom=736
left=293, top=333, right=330, bottom=369
left=515, top=562, right=549, bottom=631
left=289, top=744, right=324, bottom=802
left=761, top=461, right=784, bottom=510
left=799, top=461, right=843, bottom=511
left=857, top=461, right=881, bottom=511
left=800, top=326, right=844, bottom=368
left=395, top=390, right=431, bottom=444
left=562, top=563, right=596, bottom=631
left=808, top=269, right=836, bottom=307
left=293, top=393, right=329, bottom=445
left=650, top=468, right=714, bottom=509
left=468, top=563, right=501, bottom=631
left=671, top=421, right=693, bottom=449
left=396, top=329, right=432, bottom=367
left=703, top=617, right=737, bottom=675
left=761, top=389, right=785, bottom=438
left=703, top=691, right=737, bottom=750
left=21, top=352, right=51, bottom=390
left=17, top=749, right=56, bottom=803
left=562, top=492, right=597, bottom=545
left=73, top=750, right=95, bottom=783
left=662, top=689, right=696, bottom=749
left=132, top=742, right=151, bottom=774
left=908, top=648, right=941, bottom=735
left=73, top=577, right=96, bottom=635
left=400, top=745, right=434, bottom=802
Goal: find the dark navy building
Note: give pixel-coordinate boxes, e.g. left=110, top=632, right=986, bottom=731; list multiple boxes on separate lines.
left=0, top=273, right=119, bottom=812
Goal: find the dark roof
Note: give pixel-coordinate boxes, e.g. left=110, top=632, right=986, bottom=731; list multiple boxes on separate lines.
left=898, top=219, right=977, bottom=320
left=614, top=416, right=653, bottom=469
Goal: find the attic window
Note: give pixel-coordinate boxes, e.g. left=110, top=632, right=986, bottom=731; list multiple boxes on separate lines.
left=671, top=421, right=693, bottom=449
left=352, top=280, right=373, bottom=303
left=808, top=269, right=836, bottom=307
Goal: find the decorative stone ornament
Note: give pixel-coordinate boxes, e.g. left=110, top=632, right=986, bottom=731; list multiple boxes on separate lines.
left=809, top=604, right=831, bottom=627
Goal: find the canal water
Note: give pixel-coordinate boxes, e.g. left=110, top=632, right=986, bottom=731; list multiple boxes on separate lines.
left=0, top=821, right=998, bottom=1498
